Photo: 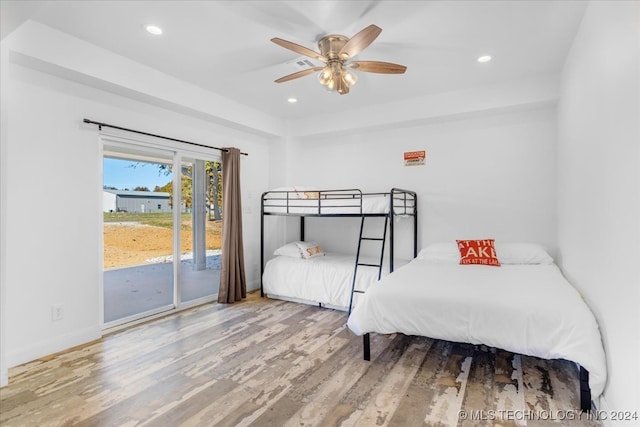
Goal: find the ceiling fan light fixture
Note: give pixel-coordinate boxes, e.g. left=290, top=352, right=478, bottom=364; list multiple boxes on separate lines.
left=318, top=63, right=357, bottom=94
left=343, top=69, right=358, bottom=86
left=318, top=67, right=332, bottom=85
left=326, top=77, right=336, bottom=91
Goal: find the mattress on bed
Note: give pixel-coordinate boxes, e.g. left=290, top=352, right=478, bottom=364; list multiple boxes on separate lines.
left=346, top=259, right=607, bottom=399
left=263, top=195, right=390, bottom=215
left=263, top=252, right=395, bottom=310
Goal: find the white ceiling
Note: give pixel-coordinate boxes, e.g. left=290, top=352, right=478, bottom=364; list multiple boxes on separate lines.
left=1, top=1, right=588, bottom=121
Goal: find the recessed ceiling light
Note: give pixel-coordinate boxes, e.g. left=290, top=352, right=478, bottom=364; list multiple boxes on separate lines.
left=287, top=97, right=297, bottom=103
left=477, top=55, right=492, bottom=63
left=145, top=25, right=163, bottom=35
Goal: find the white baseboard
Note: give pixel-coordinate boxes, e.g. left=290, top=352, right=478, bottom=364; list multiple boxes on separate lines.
left=6, top=325, right=101, bottom=369
left=247, top=279, right=261, bottom=293
left=0, top=368, right=7, bottom=387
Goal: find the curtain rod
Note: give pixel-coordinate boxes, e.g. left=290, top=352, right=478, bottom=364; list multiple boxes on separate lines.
left=83, top=118, right=248, bottom=156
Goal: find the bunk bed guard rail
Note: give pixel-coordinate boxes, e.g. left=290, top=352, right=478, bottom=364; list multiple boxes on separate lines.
left=388, top=188, right=418, bottom=272
left=261, top=188, right=417, bottom=216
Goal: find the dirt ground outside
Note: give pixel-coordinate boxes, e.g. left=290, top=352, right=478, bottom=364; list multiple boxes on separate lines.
left=104, top=215, right=222, bottom=269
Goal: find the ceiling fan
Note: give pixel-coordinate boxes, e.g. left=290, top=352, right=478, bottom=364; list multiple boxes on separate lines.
left=271, top=24, right=407, bottom=95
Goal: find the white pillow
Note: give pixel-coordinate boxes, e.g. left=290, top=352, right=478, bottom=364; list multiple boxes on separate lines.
left=417, top=242, right=554, bottom=265
left=273, top=242, right=303, bottom=258
left=495, top=243, right=554, bottom=265
left=273, top=241, right=325, bottom=259
left=295, top=241, right=325, bottom=259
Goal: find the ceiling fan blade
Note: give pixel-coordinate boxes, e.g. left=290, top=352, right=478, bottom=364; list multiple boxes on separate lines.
left=271, top=38, right=327, bottom=63
left=339, top=24, right=382, bottom=59
left=348, top=61, right=407, bottom=74
left=274, top=67, right=324, bottom=83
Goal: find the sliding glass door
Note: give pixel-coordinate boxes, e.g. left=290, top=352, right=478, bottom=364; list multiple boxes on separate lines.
left=102, top=139, right=220, bottom=328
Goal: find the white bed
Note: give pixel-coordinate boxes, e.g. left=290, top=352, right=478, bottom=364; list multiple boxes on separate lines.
left=263, top=252, right=399, bottom=311
left=346, top=243, right=607, bottom=402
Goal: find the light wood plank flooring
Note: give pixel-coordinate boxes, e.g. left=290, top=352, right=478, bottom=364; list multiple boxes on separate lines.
left=1, top=292, right=601, bottom=426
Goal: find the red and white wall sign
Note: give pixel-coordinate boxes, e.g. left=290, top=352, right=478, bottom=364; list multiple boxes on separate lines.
left=404, top=150, right=426, bottom=166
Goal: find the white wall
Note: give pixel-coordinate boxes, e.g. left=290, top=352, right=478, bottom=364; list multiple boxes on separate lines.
left=1, top=46, right=270, bottom=371
left=557, top=0, right=640, bottom=416
left=285, top=106, right=558, bottom=261
left=0, top=34, right=8, bottom=387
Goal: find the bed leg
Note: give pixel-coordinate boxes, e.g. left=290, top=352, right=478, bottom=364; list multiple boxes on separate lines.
left=579, top=366, right=592, bottom=412
left=363, top=333, right=370, bottom=361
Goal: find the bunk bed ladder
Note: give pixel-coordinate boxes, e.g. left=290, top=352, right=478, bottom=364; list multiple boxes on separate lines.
left=348, top=215, right=389, bottom=316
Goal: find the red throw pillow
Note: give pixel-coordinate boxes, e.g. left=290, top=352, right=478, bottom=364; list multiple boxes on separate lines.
left=456, top=239, right=501, bottom=266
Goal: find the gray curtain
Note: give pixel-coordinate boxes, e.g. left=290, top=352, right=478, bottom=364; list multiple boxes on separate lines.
left=218, top=147, right=246, bottom=303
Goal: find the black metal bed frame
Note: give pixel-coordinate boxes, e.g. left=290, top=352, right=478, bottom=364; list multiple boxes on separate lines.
left=260, top=188, right=418, bottom=298
left=361, top=336, right=592, bottom=411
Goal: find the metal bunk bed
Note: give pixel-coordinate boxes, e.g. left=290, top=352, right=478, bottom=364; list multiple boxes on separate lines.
left=260, top=188, right=417, bottom=313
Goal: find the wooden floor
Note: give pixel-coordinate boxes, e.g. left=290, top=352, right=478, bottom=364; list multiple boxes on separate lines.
left=1, top=292, right=601, bottom=427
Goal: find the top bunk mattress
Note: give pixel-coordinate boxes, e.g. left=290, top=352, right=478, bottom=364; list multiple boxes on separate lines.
left=262, top=188, right=416, bottom=216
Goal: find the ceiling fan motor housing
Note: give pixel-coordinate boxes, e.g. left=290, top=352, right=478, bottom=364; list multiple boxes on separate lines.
left=318, top=35, right=350, bottom=61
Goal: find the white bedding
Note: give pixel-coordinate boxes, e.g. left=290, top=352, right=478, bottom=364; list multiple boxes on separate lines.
left=263, top=195, right=390, bottom=215
left=346, top=259, right=607, bottom=399
left=263, top=252, right=394, bottom=310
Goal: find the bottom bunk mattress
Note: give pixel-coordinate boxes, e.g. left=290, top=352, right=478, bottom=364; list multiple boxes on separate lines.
left=346, top=259, right=607, bottom=400
left=263, top=252, right=393, bottom=311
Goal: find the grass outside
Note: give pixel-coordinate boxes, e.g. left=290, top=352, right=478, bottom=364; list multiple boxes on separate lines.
left=104, top=212, right=222, bottom=269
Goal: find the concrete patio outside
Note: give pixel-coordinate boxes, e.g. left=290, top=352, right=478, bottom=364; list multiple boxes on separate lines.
left=104, top=255, right=221, bottom=323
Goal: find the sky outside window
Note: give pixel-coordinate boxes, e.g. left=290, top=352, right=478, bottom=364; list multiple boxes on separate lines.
left=103, top=158, right=172, bottom=191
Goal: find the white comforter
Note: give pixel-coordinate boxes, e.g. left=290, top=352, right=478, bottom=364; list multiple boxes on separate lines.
left=263, top=195, right=390, bottom=215
left=263, top=253, right=392, bottom=310
left=347, top=260, right=607, bottom=399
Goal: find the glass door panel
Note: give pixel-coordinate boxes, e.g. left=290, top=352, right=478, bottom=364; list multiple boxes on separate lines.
left=102, top=146, right=175, bottom=324
left=179, top=157, right=222, bottom=303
